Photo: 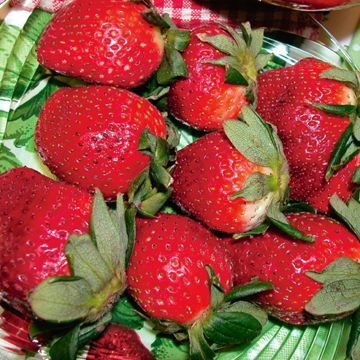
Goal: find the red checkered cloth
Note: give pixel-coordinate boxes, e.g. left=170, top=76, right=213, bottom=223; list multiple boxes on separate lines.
left=10, top=0, right=323, bottom=39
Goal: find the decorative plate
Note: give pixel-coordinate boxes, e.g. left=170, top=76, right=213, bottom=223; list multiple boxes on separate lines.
left=0, top=5, right=353, bottom=360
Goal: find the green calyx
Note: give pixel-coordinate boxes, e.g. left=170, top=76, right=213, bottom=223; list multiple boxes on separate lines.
left=132, top=0, right=190, bottom=85
left=305, top=257, right=360, bottom=320
left=128, top=123, right=179, bottom=217
left=223, top=107, right=313, bottom=242
left=143, top=267, right=271, bottom=360
left=330, top=193, right=360, bottom=239
left=314, top=67, right=360, bottom=181
left=197, top=22, right=272, bottom=102
left=184, top=268, right=271, bottom=359
left=29, top=189, right=128, bottom=324
left=157, top=15, right=190, bottom=86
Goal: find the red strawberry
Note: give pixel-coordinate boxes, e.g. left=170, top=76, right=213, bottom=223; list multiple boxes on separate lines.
left=257, top=57, right=359, bottom=213
left=86, top=323, right=154, bottom=360
left=172, top=107, right=295, bottom=235
left=35, top=85, right=167, bottom=200
left=127, top=212, right=270, bottom=359
left=168, top=23, right=271, bottom=131
left=127, top=213, right=233, bottom=324
left=227, top=212, right=360, bottom=325
left=173, top=132, right=273, bottom=233
left=0, top=167, right=92, bottom=313
left=37, top=0, right=164, bottom=88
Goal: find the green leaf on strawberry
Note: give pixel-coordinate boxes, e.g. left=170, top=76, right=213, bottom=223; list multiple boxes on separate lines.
left=310, top=103, right=357, bottom=117
left=155, top=14, right=190, bottom=86
left=316, top=67, right=360, bottom=180
left=224, top=278, right=273, bottom=302
left=224, top=106, right=311, bottom=242
left=330, top=194, right=360, bottom=239
left=233, top=223, right=269, bottom=239
left=305, top=257, right=360, bottom=317
left=29, top=190, right=127, bottom=324
left=223, top=107, right=279, bottom=168
left=325, top=124, right=360, bottom=180
left=198, top=23, right=270, bottom=89
left=230, top=172, right=274, bottom=201
left=128, top=125, right=178, bottom=217
left=30, top=276, right=95, bottom=322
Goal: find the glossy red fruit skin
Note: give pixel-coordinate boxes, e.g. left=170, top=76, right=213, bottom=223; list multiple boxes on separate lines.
left=127, top=213, right=233, bottom=324
left=37, top=0, right=164, bottom=88
left=227, top=212, right=360, bottom=325
left=172, top=131, right=272, bottom=233
left=86, top=323, right=154, bottom=360
left=257, top=57, right=358, bottom=213
left=0, top=167, right=92, bottom=313
left=168, top=25, right=248, bottom=131
left=35, top=86, right=167, bottom=200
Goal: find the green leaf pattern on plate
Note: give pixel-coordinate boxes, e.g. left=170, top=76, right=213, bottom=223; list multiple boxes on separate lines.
left=0, top=6, right=355, bottom=360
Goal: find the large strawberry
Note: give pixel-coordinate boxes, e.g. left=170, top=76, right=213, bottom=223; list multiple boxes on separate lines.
left=168, top=23, right=271, bottom=131
left=0, top=167, right=92, bottom=313
left=172, top=106, right=311, bottom=240
left=35, top=85, right=167, bottom=200
left=128, top=213, right=270, bottom=359
left=227, top=211, right=360, bottom=325
left=0, top=167, right=129, bottom=334
left=256, top=57, right=359, bottom=213
left=37, top=0, right=164, bottom=88
left=86, top=323, right=154, bottom=360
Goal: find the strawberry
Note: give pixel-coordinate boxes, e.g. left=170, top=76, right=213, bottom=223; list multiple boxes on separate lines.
left=0, top=167, right=92, bottom=314
left=35, top=85, right=167, bottom=200
left=37, top=0, right=165, bottom=88
left=168, top=23, right=271, bottom=131
left=86, top=323, right=154, bottom=360
left=0, top=167, right=128, bottom=338
left=227, top=212, right=360, bottom=325
left=257, top=57, right=359, bottom=213
left=128, top=213, right=233, bottom=324
left=171, top=106, right=307, bottom=239
left=127, top=212, right=269, bottom=359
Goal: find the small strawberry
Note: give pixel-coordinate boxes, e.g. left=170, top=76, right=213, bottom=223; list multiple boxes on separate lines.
left=128, top=212, right=270, bottom=359
left=37, top=0, right=165, bottom=88
left=227, top=212, right=360, bottom=325
left=168, top=23, right=271, bottom=131
left=35, top=85, right=167, bottom=200
left=0, top=167, right=92, bottom=314
left=172, top=106, right=311, bottom=240
left=86, top=323, right=154, bottom=360
left=257, top=57, right=360, bottom=213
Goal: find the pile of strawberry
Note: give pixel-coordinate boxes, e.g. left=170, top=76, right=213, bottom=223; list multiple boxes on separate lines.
left=1, top=0, right=360, bottom=359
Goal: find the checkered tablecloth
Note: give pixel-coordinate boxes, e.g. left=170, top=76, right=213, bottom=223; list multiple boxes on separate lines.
left=10, top=0, right=323, bottom=39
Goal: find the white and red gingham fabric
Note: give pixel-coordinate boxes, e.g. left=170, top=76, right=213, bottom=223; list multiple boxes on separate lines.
left=10, top=0, right=323, bottom=39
